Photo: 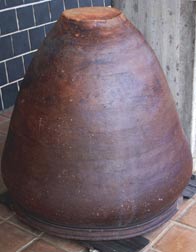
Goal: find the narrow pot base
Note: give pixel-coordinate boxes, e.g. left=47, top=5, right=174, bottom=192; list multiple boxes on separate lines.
left=13, top=201, right=177, bottom=240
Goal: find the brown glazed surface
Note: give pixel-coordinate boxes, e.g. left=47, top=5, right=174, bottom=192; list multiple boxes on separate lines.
left=1, top=7, right=192, bottom=240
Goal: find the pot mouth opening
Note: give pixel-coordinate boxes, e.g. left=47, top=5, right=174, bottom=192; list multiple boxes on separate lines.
left=62, top=7, right=122, bottom=22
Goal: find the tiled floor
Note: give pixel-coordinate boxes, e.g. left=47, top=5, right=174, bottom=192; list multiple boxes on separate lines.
left=0, top=107, right=195, bottom=252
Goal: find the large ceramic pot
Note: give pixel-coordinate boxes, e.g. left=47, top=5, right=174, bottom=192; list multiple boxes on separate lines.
left=1, top=7, right=192, bottom=240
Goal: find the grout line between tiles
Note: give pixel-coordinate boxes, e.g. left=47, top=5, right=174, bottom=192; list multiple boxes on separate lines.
left=0, top=213, right=16, bottom=223
left=0, top=20, right=56, bottom=40
left=32, top=4, right=36, bottom=27
left=17, top=82, right=20, bottom=92
left=147, top=222, right=174, bottom=248
left=0, top=88, right=4, bottom=111
left=4, top=62, right=9, bottom=84
left=43, top=25, right=47, bottom=38
left=10, top=35, right=15, bottom=59
left=141, top=242, right=163, bottom=252
left=7, top=218, right=42, bottom=236
left=0, top=50, right=37, bottom=64
left=143, top=248, right=162, bottom=252
left=48, top=1, right=51, bottom=23
left=42, top=235, right=84, bottom=252
left=21, top=56, right=26, bottom=76
left=140, top=243, right=153, bottom=252
left=15, top=9, right=20, bottom=31
left=151, top=249, right=162, bottom=252
left=62, top=0, right=66, bottom=10
left=15, top=231, right=44, bottom=252
left=171, top=220, right=196, bottom=232
left=174, top=199, right=195, bottom=220
left=16, top=236, right=40, bottom=252
left=27, top=30, right=32, bottom=52
left=0, top=78, right=24, bottom=88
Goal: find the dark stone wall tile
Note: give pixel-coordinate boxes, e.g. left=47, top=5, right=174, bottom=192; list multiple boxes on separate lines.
left=105, top=0, right=111, bottom=6
left=34, top=2, right=50, bottom=25
left=0, top=0, right=112, bottom=110
left=2, top=82, right=18, bottom=109
left=79, top=0, right=92, bottom=7
left=18, top=79, right=23, bottom=88
left=0, top=0, right=6, bottom=9
left=0, top=97, right=2, bottom=111
left=92, top=0, right=104, bottom=6
left=64, top=0, right=78, bottom=9
left=6, top=0, right=23, bottom=7
left=29, top=26, right=45, bottom=50
left=0, top=63, right=7, bottom=86
left=0, top=10, right=17, bottom=35
left=17, top=6, right=35, bottom=30
left=50, top=0, right=64, bottom=21
left=12, top=31, right=30, bottom=56
left=0, top=36, right=13, bottom=61
left=24, top=0, right=42, bottom=3
left=6, top=57, right=24, bottom=82
left=45, top=23, right=55, bottom=35
left=23, top=52, right=35, bottom=72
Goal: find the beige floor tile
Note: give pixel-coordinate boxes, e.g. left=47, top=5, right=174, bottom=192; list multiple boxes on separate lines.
left=154, top=224, right=196, bottom=252
left=178, top=202, right=196, bottom=228
left=0, top=120, right=10, bottom=135
left=0, top=134, right=6, bottom=156
left=21, top=239, right=65, bottom=252
left=0, top=222, right=34, bottom=252
left=172, top=198, right=194, bottom=221
left=1, top=108, right=14, bottom=118
left=143, top=221, right=171, bottom=241
left=0, top=204, right=13, bottom=219
left=0, top=115, right=9, bottom=123
left=8, top=214, right=42, bottom=235
left=43, top=234, right=87, bottom=252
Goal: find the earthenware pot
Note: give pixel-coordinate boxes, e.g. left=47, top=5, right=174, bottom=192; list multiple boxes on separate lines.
left=1, top=7, right=192, bottom=240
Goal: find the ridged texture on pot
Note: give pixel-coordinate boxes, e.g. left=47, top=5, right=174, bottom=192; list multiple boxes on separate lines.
left=1, top=7, right=192, bottom=240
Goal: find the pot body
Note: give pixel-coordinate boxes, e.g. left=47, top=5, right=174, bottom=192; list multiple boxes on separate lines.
left=1, top=7, right=192, bottom=240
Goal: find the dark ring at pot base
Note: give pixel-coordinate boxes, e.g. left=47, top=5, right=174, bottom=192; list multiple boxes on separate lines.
left=13, top=201, right=177, bottom=241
